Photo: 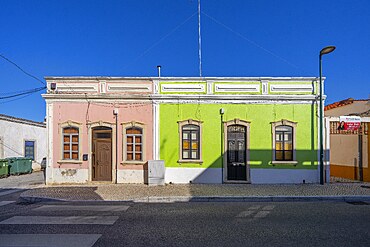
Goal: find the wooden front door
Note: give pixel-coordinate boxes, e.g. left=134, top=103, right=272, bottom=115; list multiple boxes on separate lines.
left=226, top=125, right=247, bottom=181
left=92, top=127, right=112, bottom=181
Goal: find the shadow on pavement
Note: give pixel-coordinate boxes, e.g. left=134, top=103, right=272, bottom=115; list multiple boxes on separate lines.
left=19, top=187, right=104, bottom=202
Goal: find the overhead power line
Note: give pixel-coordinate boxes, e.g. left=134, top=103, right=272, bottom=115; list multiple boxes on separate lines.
left=0, top=92, right=38, bottom=104
left=122, top=11, right=197, bottom=72
left=0, top=53, right=46, bottom=85
left=0, top=86, right=46, bottom=100
left=202, top=11, right=299, bottom=69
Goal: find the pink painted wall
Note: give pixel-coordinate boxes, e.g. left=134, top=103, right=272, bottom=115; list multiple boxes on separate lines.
left=52, top=102, right=153, bottom=170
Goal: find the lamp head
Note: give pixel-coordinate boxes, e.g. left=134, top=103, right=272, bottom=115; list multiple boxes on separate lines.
left=320, top=46, right=336, bottom=56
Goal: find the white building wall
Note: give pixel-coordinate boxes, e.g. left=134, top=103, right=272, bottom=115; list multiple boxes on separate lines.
left=0, top=118, right=46, bottom=171
left=165, top=168, right=318, bottom=184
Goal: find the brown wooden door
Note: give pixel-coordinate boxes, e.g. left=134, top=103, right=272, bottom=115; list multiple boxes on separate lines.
left=92, top=128, right=112, bottom=181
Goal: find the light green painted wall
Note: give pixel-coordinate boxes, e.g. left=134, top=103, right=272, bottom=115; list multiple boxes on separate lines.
left=159, top=103, right=318, bottom=169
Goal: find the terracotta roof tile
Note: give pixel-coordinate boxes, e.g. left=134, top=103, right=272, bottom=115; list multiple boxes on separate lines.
left=324, top=98, right=368, bottom=111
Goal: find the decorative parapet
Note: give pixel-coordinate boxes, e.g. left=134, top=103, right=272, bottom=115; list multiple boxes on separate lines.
left=45, top=77, right=153, bottom=95
left=43, top=77, right=321, bottom=99
left=158, top=78, right=319, bottom=96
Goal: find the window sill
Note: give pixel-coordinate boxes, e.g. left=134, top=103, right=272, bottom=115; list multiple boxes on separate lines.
left=121, top=161, right=147, bottom=165
left=178, top=160, right=203, bottom=164
left=271, top=161, right=298, bottom=166
left=57, top=160, right=83, bottom=164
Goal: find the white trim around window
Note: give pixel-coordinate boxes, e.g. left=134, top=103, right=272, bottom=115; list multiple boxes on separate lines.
left=271, top=119, right=298, bottom=165
left=24, top=139, right=36, bottom=161
left=121, top=121, right=146, bottom=165
left=178, top=119, right=203, bottom=163
left=58, top=120, right=83, bottom=164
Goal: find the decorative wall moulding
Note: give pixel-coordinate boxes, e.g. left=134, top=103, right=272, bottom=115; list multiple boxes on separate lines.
left=214, top=84, right=260, bottom=93
left=161, top=83, right=206, bottom=93
left=107, top=84, right=152, bottom=93
left=56, top=84, right=98, bottom=93
left=270, top=84, right=314, bottom=93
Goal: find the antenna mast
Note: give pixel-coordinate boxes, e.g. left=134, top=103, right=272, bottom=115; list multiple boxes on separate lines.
left=198, top=0, right=202, bottom=78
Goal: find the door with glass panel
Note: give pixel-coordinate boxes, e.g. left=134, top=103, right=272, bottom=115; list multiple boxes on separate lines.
left=226, top=125, right=247, bottom=181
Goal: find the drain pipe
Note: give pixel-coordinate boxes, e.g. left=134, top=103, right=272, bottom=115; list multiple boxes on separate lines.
left=220, top=108, right=224, bottom=183
left=113, top=108, right=119, bottom=184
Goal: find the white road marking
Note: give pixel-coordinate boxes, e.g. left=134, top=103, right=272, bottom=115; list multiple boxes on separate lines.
left=236, top=210, right=254, bottom=218
left=254, top=211, right=270, bottom=218
left=262, top=205, right=275, bottom=210
left=33, top=205, right=130, bottom=212
left=0, top=216, right=119, bottom=225
left=0, top=234, right=101, bottom=247
left=0, top=201, right=15, bottom=207
left=237, top=205, right=276, bottom=219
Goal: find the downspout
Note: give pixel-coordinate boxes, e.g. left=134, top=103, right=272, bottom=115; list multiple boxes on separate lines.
left=220, top=108, right=224, bottom=183
left=114, top=108, right=118, bottom=184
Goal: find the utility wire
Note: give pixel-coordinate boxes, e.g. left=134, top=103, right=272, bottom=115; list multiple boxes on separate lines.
left=122, top=11, right=197, bottom=71
left=0, top=53, right=46, bottom=85
left=1, top=142, right=24, bottom=156
left=202, top=11, right=299, bottom=69
left=0, top=86, right=46, bottom=100
left=0, top=87, right=44, bottom=96
left=0, top=90, right=41, bottom=104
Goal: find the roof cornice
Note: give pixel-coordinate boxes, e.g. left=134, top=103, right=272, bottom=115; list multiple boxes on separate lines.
left=0, top=114, right=46, bottom=128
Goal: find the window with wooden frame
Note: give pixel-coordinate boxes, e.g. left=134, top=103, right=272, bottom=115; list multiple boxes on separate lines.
left=126, top=127, right=143, bottom=161
left=178, top=119, right=202, bottom=163
left=58, top=121, right=82, bottom=163
left=275, top=126, right=293, bottom=161
left=63, top=127, right=79, bottom=160
left=271, top=120, right=297, bottom=164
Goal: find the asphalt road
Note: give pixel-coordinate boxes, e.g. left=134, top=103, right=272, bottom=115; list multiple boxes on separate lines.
left=0, top=193, right=369, bottom=247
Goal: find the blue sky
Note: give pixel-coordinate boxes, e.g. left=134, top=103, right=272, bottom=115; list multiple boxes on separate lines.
left=1, top=0, right=369, bottom=122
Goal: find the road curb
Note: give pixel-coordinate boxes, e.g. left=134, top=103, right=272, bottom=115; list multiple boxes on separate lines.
left=19, top=195, right=370, bottom=203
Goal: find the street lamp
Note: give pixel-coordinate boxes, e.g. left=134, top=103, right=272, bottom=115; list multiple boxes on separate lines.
left=319, top=45, right=336, bottom=185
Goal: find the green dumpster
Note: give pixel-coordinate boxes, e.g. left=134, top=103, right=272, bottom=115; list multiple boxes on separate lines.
left=0, top=159, right=9, bottom=178
left=8, top=157, right=33, bottom=175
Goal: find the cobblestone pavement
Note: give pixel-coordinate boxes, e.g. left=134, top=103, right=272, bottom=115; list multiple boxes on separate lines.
left=20, top=182, right=370, bottom=202
left=2, top=172, right=370, bottom=202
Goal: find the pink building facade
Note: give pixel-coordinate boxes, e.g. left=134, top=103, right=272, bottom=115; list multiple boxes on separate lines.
left=43, top=77, right=154, bottom=184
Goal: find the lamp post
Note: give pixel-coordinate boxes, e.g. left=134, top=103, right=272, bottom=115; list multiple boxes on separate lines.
left=319, top=46, right=336, bottom=185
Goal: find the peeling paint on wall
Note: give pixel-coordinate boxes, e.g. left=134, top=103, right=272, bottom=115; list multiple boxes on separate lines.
left=61, top=169, right=77, bottom=176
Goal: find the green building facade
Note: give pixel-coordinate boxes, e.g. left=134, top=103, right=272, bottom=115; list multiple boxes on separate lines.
left=155, top=77, right=322, bottom=183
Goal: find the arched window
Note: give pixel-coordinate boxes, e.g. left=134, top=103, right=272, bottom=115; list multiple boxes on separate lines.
left=271, top=119, right=297, bottom=163
left=182, top=124, right=200, bottom=160
left=63, top=127, right=79, bottom=160
left=178, top=119, right=203, bottom=162
left=275, top=125, right=293, bottom=161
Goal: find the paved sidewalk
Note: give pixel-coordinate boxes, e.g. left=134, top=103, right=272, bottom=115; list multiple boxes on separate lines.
left=2, top=172, right=369, bottom=203
left=0, top=171, right=45, bottom=189
left=19, top=182, right=370, bottom=203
